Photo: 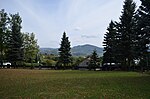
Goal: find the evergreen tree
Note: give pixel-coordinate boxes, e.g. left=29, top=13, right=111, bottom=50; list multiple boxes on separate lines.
left=103, top=21, right=118, bottom=66
left=57, top=32, right=72, bottom=68
left=136, top=0, right=150, bottom=68
left=89, top=50, right=100, bottom=70
left=0, top=9, right=8, bottom=66
left=7, top=13, right=24, bottom=66
left=117, top=0, right=136, bottom=69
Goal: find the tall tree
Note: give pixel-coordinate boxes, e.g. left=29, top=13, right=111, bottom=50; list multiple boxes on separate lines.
left=103, top=21, right=118, bottom=65
left=0, top=9, right=8, bottom=66
left=7, top=13, right=24, bottom=66
left=57, top=32, right=72, bottom=68
left=136, top=0, right=150, bottom=68
left=88, top=50, right=100, bottom=70
left=117, top=0, right=136, bottom=69
left=23, top=32, right=39, bottom=64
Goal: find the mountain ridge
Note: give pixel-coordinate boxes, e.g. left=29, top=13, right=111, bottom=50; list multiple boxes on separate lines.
left=40, top=44, right=103, bottom=56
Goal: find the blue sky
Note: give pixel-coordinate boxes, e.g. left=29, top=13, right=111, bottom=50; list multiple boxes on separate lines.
left=0, top=0, right=141, bottom=48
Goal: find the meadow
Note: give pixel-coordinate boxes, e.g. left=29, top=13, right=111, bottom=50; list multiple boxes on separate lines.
left=0, top=69, right=150, bottom=99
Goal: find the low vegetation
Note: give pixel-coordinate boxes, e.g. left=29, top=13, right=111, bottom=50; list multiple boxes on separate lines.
left=0, top=69, right=150, bottom=99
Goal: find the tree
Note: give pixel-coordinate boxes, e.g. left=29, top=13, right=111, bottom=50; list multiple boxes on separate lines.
left=88, top=50, right=100, bottom=70
left=136, top=0, right=150, bottom=69
left=72, top=56, right=84, bottom=68
left=23, top=32, right=39, bottom=64
left=0, top=9, right=8, bottom=66
left=103, top=21, right=118, bottom=66
left=117, top=0, right=136, bottom=69
left=57, top=32, right=72, bottom=68
left=7, top=13, right=24, bottom=66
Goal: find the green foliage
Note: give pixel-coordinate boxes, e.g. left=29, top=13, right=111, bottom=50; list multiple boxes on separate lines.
left=40, top=54, right=57, bottom=66
left=58, top=32, right=72, bottom=67
left=72, top=56, right=84, bottom=67
left=0, top=9, right=40, bottom=66
left=24, top=63, right=39, bottom=67
left=136, top=0, right=150, bottom=61
left=88, top=50, right=100, bottom=70
left=117, top=0, right=137, bottom=67
left=0, top=9, right=8, bottom=66
left=45, top=59, right=56, bottom=66
left=23, top=32, right=39, bottom=63
left=103, top=0, right=140, bottom=70
left=103, top=21, right=118, bottom=64
left=7, top=13, right=24, bottom=66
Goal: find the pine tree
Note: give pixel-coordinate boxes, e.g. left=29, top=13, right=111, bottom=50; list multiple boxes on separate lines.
left=7, top=13, right=24, bottom=66
left=136, top=0, right=150, bottom=68
left=117, top=0, right=136, bottom=69
left=0, top=9, right=8, bottom=66
left=57, top=32, right=72, bottom=68
left=103, top=21, right=118, bottom=66
left=89, top=50, right=99, bottom=70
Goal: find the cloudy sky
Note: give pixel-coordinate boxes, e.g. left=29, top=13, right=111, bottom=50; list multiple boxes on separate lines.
left=0, top=0, right=141, bottom=48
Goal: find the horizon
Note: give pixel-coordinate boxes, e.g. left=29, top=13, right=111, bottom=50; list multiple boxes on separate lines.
left=1, top=0, right=141, bottom=48
left=40, top=44, right=103, bottom=48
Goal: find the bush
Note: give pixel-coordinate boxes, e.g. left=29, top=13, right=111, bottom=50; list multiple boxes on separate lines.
left=45, top=60, right=56, bottom=66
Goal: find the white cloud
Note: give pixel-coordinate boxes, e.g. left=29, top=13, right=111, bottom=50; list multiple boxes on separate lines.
left=1, top=0, right=141, bottom=48
left=81, top=35, right=98, bottom=38
left=74, top=27, right=81, bottom=31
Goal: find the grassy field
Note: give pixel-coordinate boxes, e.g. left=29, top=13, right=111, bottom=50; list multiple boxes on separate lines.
left=0, top=69, right=150, bottom=99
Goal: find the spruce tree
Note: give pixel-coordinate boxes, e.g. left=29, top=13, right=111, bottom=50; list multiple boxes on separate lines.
left=0, top=9, right=8, bottom=66
left=57, top=32, right=72, bottom=68
left=117, top=0, right=136, bottom=69
left=103, top=21, right=118, bottom=66
left=136, top=0, right=150, bottom=68
left=7, top=13, right=24, bottom=66
left=89, top=50, right=99, bottom=70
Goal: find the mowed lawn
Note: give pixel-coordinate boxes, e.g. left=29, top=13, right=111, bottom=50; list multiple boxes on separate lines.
left=0, top=69, right=150, bottom=99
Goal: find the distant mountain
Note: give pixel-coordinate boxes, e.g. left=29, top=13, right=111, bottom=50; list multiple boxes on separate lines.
left=71, top=44, right=103, bottom=56
left=40, top=44, right=103, bottom=56
left=40, top=48, right=58, bottom=55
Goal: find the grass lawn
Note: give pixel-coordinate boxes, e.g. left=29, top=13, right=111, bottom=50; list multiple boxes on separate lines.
left=0, top=69, right=150, bottom=99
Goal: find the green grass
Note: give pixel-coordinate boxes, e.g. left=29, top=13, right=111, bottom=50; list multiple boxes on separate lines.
left=0, top=69, right=150, bottom=99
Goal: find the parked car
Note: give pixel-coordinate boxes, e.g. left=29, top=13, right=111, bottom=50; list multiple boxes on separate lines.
left=3, top=62, right=11, bottom=66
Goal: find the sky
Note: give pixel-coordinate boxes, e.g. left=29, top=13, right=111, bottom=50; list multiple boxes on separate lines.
left=0, top=0, right=141, bottom=48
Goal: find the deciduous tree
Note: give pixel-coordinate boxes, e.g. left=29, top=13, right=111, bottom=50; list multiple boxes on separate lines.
left=23, top=32, right=39, bottom=64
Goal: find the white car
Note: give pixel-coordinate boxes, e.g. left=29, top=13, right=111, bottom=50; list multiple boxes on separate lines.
left=3, top=62, right=11, bottom=66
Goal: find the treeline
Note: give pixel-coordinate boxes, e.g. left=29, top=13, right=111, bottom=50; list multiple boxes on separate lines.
left=1, top=0, right=149, bottom=71
left=0, top=9, right=100, bottom=69
left=0, top=9, right=39, bottom=67
left=103, top=0, right=150, bottom=71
